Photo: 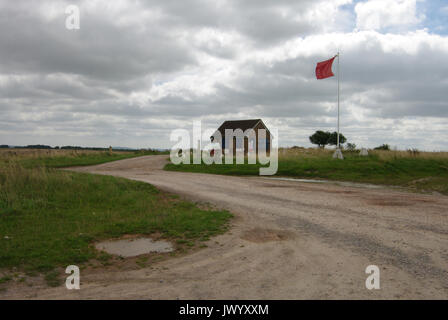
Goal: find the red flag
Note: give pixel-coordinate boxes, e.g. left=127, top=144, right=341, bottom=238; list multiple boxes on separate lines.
left=315, top=56, right=336, bottom=79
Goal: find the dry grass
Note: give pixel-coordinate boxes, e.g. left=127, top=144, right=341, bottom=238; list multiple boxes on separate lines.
left=371, top=150, right=448, bottom=161
left=278, top=147, right=333, bottom=160
left=0, top=148, right=128, bottom=164
left=0, top=148, right=160, bottom=169
left=278, top=147, right=448, bottom=161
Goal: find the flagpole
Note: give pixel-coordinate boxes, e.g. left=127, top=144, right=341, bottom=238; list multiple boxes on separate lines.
left=332, top=51, right=343, bottom=159
left=316, top=52, right=343, bottom=159
left=337, top=51, right=340, bottom=149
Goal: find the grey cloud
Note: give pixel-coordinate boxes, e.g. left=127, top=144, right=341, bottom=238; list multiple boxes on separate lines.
left=0, top=0, right=448, bottom=151
left=0, top=1, right=196, bottom=81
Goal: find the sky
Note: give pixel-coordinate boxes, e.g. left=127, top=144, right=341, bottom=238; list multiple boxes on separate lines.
left=0, top=0, right=447, bottom=150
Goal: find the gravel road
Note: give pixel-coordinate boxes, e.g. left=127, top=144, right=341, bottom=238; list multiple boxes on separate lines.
left=6, top=155, right=448, bottom=299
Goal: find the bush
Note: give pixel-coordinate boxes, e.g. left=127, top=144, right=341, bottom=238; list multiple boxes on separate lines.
left=309, top=131, right=347, bottom=148
left=327, top=132, right=347, bottom=146
left=374, top=144, right=390, bottom=151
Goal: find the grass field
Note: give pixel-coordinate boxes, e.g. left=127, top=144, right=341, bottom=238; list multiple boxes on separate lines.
left=164, top=148, right=448, bottom=195
left=0, top=148, right=168, bottom=168
left=0, top=149, right=232, bottom=288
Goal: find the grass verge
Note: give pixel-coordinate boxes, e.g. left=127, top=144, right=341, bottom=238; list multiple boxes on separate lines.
left=0, top=150, right=232, bottom=287
left=164, top=149, right=448, bottom=195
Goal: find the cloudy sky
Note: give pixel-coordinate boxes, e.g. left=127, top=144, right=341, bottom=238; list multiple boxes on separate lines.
left=1, top=0, right=447, bottom=150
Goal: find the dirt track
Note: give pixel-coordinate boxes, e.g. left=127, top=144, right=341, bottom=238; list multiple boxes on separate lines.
left=6, top=155, right=448, bottom=299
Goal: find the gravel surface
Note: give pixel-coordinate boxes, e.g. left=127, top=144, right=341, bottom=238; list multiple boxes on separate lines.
left=5, top=155, right=448, bottom=299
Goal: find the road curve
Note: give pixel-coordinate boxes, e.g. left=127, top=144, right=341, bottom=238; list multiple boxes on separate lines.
left=7, top=155, right=448, bottom=299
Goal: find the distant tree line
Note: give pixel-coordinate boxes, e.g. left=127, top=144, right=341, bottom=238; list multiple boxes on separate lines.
left=0, top=145, right=143, bottom=152
left=373, top=144, right=390, bottom=151
left=0, top=145, right=170, bottom=154
left=0, top=144, right=53, bottom=149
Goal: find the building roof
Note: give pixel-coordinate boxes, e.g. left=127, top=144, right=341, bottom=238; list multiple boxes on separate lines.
left=216, top=119, right=262, bottom=134
left=212, top=119, right=272, bottom=139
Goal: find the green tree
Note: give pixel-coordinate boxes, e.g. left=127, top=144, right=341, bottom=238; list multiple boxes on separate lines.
left=309, top=131, right=331, bottom=148
left=374, top=144, right=390, bottom=150
left=328, top=132, right=347, bottom=146
left=346, top=143, right=356, bottom=151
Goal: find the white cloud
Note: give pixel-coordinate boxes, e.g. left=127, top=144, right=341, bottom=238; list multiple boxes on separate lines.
left=355, top=0, right=424, bottom=31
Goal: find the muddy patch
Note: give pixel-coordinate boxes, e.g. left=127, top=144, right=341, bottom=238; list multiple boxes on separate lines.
left=95, top=238, right=174, bottom=257
left=261, top=183, right=358, bottom=194
left=367, top=199, right=409, bottom=206
left=413, top=198, right=437, bottom=203
left=366, top=196, right=413, bottom=206
left=366, top=195, right=436, bottom=206
left=241, top=228, right=295, bottom=243
left=309, top=188, right=358, bottom=194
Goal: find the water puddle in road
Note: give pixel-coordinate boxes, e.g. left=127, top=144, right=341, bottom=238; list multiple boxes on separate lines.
left=95, top=238, right=174, bottom=257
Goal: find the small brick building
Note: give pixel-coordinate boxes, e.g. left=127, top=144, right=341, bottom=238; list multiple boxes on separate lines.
left=211, top=119, right=272, bottom=155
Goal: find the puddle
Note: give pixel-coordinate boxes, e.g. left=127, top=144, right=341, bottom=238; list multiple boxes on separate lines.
left=95, top=238, right=174, bottom=257
left=265, top=177, right=390, bottom=189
